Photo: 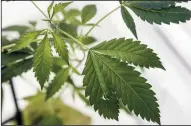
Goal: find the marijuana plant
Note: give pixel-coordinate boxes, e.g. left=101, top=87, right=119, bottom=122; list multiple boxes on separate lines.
left=2, top=1, right=191, bottom=125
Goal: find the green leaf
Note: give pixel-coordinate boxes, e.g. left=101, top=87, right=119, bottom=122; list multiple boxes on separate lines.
left=46, top=67, right=69, bottom=100
left=47, top=1, right=54, bottom=18
left=2, top=52, right=31, bottom=66
left=53, top=57, right=67, bottom=67
left=2, top=25, right=30, bottom=35
left=126, top=4, right=191, bottom=25
left=127, top=1, right=176, bottom=9
left=33, top=34, right=52, bottom=89
left=2, top=58, right=33, bottom=83
left=64, top=9, right=80, bottom=19
left=69, top=18, right=82, bottom=25
left=52, top=57, right=67, bottom=73
left=63, top=9, right=81, bottom=25
left=94, top=99, right=119, bottom=120
left=52, top=33, right=69, bottom=64
left=52, top=2, right=72, bottom=17
left=78, top=36, right=97, bottom=45
left=83, top=52, right=160, bottom=124
left=29, top=21, right=37, bottom=27
left=58, top=22, right=77, bottom=37
left=92, top=38, right=164, bottom=70
left=127, top=1, right=188, bottom=9
left=82, top=51, right=120, bottom=120
left=81, top=5, right=97, bottom=24
left=52, top=65, right=62, bottom=74
left=9, top=31, right=42, bottom=53
left=30, top=42, right=38, bottom=50
left=82, top=52, right=112, bottom=105
left=121, top=6, right=137, bottom=39
left=38, top=115, right=63, bottom=125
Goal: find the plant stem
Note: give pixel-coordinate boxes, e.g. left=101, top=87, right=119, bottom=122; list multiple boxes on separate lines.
left=85, top=5, right=121, bottom=37
left=31, top=1, right=49, bottom=19
left=31, top=1, right=88, bottom=50
left=1, top=39, right=43, bottom=51
left=10, top=79, right=23, bottom=125
left=2, top=44, right=16, bottom=51
left=57, top=28, right=89, bottom=50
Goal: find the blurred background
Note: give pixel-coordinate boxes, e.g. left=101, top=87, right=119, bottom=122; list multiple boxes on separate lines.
left=1, top=1, right=191, bottom=125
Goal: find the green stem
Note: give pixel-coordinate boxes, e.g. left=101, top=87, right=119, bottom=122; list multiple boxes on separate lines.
left=31, top=1, right=88, bottom=50
left=85, top=5, right=121, bottom=37
left=57, top=28, right=89, bottom=50
left=2, top=44, right=15, bottom=51
left=1, top=39, right=42, bottom=51
left=31, top=1, right=49, bottom=19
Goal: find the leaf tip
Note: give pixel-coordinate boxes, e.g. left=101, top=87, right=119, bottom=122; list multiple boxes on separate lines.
left=66, top=59, right=69, bottom=65
left=162, top=67, right=166, bottom=71
left=135, top=34, right=138, bottom=40
left=159, top=64, right=166, bottom=71
left=156, top=119, right=161, bottom=125
left=45, top=95, right=50, bottom=101
left=115, top=116, right=119, bottom=121
left=40, top=84, right=44, bottom=91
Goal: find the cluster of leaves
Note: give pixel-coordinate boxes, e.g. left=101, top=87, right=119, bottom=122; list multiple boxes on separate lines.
left=2, top=22, right=37, bottom=83
left=2, top=3, right=96, bottom=124
left=120, top=1, right=190, bottom=38
left=82, top=1, right=191, bottom=124
left=1, top=2, right=96, bottom=118
left=2, top=1, right=191, bottom=125
left=2, top=2, right=96, bottom=93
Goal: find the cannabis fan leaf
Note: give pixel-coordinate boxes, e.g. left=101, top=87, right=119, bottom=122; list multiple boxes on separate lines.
left=125, top=1, right=188, bottom=9
left=52, top=2, right=72, bottom=18
left=52, top=33, right=69, bottom=64
left=2, top=51, right=31, bottom=66
left=9, top=31, right=42, bottom=53
left=92, top=38, right=164, bottom=69
left=81, top=5, right=97, bottom=24
left=4, top=1, right=191, bottom=125
left=82, top=51, right=119, bottom=120
left=94, top=99, right=119, bottom=120
left=83, top=50, right=160, bottom=124
left=121, top=6, right=137, bottom=39
left=46, top=67, right=69, bottom=100
left=127, top=1, right=181, bottom=9
left=125, top=2, right=191, bottom=25
left=82, top=52, right=111, bottom=105
left=33, top=34, right=52, bottom=89
left=2, top=58, right=33, bottom=82
left=47, top=1, right=54, bottom=18
left=120, top=1, right=191, bottom=37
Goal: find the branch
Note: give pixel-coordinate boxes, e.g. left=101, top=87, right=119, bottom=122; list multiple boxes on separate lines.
left=31, top=1, right=89, bottom=50
left=85, top=5, right=121, bottom=36
left=9, top=79, right=23, bottom=125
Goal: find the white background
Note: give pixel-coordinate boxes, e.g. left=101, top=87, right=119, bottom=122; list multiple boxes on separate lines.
left=1, top=1, right=191, bottom=125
